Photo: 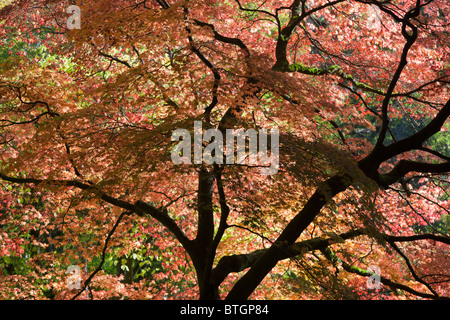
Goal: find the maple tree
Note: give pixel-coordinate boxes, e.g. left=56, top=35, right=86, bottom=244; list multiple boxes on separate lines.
left=0, top=0, right=449, bottom=300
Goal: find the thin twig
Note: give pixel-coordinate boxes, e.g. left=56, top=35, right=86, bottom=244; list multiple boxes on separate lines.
left=71, top=210, right=130, bottom=300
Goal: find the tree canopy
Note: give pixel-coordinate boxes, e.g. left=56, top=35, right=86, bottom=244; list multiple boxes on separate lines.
left=0, top=0, right=449, bottom=300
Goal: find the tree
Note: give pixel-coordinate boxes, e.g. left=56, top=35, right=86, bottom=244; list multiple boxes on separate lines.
left=0, top=0, right=448, bottom=300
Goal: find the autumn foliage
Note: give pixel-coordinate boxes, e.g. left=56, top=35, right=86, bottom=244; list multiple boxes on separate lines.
left=0, top=0, right=449, bottom=300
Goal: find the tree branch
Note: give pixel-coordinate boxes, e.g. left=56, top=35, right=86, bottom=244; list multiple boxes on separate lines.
left=358, top=98, right=450, bottom=180
left=272, top=0, right=345, bottom=71
left=192, top=19, right=250, bottom=59
left=97, top=49, right=133, bottom=69
left=71, top=210, right=130, bottom=300
left=388, top=241, right=439, bottom=297
left=374, top=1, right=419, bottom=152
left=0, top=173, right=135, bottom=211
left=379, top=160, right=450, bottom=187
left=0, top=172, right=193, bottom=255
left=215, top=228, right=449, bottom=299
left=321, top=246, right=447, bottom=300
left=134, top=200, right=193, bottom=253
left=211, top=168, right=231, bottom=253
left=184, top=7, right=221, bottom=118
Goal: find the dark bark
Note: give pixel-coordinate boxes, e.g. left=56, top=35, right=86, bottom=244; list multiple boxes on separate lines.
left=226, top=174, right=351, bottom=299
left=193, top=167, right=216, bottom=299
